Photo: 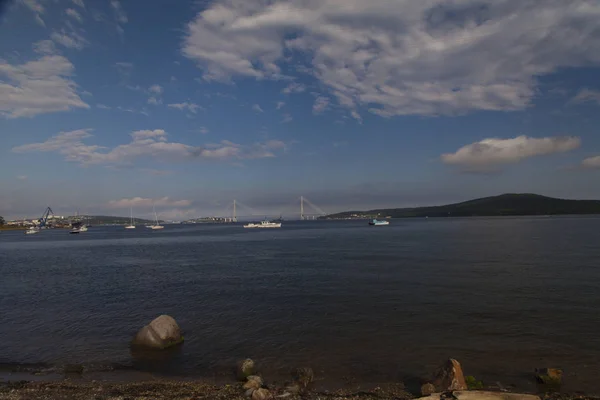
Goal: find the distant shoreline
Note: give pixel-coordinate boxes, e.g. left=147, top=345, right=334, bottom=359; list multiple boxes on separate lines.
left=323, top=193, right=600, bottom=220
left=323, top=213, right=600, bottom=220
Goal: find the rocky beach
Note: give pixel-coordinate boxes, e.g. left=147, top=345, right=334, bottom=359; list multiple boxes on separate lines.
left=1, top=377, right=598, bottom=400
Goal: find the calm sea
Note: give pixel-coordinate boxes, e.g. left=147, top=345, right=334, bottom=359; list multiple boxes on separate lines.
left=1, top=218, right=599, bottom=392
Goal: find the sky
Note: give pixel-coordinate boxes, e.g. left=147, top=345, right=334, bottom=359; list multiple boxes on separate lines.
left=1, top=0, right=600, bottom=220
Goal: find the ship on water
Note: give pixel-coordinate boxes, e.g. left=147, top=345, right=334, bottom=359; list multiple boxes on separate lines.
left=368, top=219, right=390, bottom=226
left=244, top=219, right=282, bottom=229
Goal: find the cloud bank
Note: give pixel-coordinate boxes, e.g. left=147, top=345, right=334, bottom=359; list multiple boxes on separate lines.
left=12, top=129, right=287, bottom=166
left=182, top=0, right=600, bottom=118
left=1, top=54, right=89, bottom=118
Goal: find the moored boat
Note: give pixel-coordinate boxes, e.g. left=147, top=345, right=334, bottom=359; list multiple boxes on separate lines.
left=243, top=220, right=282, bottom=229
left=125, top=207, right=136, bottom=229
left=148, top=205, right=164, bottom=230
left=368, top=219, right=390, bottom=226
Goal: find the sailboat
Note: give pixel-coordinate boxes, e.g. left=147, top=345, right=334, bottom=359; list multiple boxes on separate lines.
left=125, top=207, right=136, bottom=229
left=149, top=205, right=164, bottom=230
left=25, top=226, right=40, bottom=235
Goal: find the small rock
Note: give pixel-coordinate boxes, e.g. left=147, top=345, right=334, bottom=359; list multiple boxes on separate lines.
left=245, top=388, right=257, bottom=397
left=237, top=358, right=255, bottom=380
left=252, top=388, right=273, bottom=400
left=243, top=379, right=261, bottom=390
left=534, top=368, right=562, bottom=385
left=131, top=315, right=183, bottom=350
left=293, top=367, right=314, bottom=388
left=247, top=375, right=264, bottom=385
left=421, top=383, right=436, bottom=396
left=432, top=358, right=467, bottom=391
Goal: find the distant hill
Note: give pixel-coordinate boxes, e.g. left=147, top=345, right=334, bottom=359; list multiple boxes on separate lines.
left=323, top=194, right=600, bottom=219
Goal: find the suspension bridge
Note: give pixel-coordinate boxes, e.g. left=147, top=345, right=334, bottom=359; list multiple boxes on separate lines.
left=218, top=196, right=327, bottom=222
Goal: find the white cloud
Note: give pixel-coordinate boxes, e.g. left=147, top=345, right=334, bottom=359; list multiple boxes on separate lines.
left=51, top=30, right=88, bottom=50
left=582, top=156, right=600, bottom=168
left=571, top=88, right=600, bottom=106
left=199, top=127, right=209, bottom=134
left=252, top=103, right=264, bottom=113
left=182, top=0, right=600, bottom=118
left=282, top=113, right=293, bottom=123
left=148, top=84, right=163, bottom=95
left=12, top=129, right=287, bottom=166
left=96, top=104, right=110, bottom=109
left=147, top=96, right=162, bottom=105
left=72, top=0, right=85, bottom=8
left=276, top=101, right=285, bottom=110
left=19, top=0, right=45, bottom=25
left=168, top=102, right=202, bottom=113
left=0, top=54, right=89, bottom=118
left=116, top=106, right=135, bottom=113
left=312, top=96, right=330, bottom=114
left=282, top=82, right=306, bottom=94
left=442, top=135, right=581, bottom=172
left=108, top=197, right=192, bottom=209
left=66, top=8, right=83, bottom=23
left=20, top=0, right=43, bottom=13
left=110, top=0, right=128, bottom=24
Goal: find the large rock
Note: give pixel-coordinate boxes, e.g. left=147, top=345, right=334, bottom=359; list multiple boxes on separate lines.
left=432, top=359, right=467, bottom=391
left=131, top=315, right=183, bottom=349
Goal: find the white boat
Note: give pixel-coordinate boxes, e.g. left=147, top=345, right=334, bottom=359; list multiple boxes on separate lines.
left=25, top=227, right=39, bottom=235
left=244, top=220, right=282, bottom=229
left=69, top=223, right=87, bottom=234
left=125, top=207, right=136, bottom=229
left=149, top=205, right=164, bottom=230
left=368, top=219, right=390, bottom=226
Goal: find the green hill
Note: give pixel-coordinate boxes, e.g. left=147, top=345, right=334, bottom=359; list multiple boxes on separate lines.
left=323, top=193, right=600, bottom=219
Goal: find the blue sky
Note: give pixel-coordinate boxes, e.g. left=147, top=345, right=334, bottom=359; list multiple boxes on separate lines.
left=1, top=0, right=600, bottom=220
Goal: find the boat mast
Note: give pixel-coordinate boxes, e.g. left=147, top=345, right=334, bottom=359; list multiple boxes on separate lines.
left=233, top=200, right=237, bottom=222
left=300, top=196, right=304, bottom=220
